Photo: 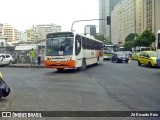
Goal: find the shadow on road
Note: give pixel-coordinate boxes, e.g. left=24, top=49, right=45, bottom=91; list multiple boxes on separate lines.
left=0, top=98, right=9, bottom=102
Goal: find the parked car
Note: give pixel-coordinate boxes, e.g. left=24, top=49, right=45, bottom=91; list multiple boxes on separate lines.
left=0, top=53, right=15, bottom=66
left=111, top=52, right=129, bottom=63
left=137, top=51, right=157, bottom=67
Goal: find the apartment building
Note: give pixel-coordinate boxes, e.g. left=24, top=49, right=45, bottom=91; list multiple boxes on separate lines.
left=1, top=23, right=18, bottom=43
left=26, top=28, right=36, bottom=43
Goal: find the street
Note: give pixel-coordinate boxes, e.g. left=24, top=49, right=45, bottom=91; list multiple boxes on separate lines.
left=0, top=60, right=160, bottom=119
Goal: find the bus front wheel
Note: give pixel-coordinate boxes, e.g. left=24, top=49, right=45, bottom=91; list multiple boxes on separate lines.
left=79, top=59, right=86, bottom=71
left=57, top=68, right=64, bottom=72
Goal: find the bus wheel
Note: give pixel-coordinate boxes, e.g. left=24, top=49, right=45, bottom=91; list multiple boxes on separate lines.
left=79, top=59, right=86, bottom=71
left=57, top=68, right=64, bottom=72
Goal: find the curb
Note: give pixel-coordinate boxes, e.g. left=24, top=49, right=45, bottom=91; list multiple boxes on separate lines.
left=6, top=64, right=45, bottom=68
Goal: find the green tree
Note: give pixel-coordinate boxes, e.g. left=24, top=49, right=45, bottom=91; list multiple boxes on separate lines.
left=140, top=29, right=156, bottom=47
left=124, top=33, right=137, bottom=49
left=94, top=34, right=109, bottom=44
left=124, top=41, right=133, bottom=49
left=125, top=33, right=137, bottom=42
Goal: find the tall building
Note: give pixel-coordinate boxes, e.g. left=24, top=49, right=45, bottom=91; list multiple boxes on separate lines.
left=135, top=0, right=143, bottom=35
left=111, top=0, right=135, bottom=45
left=142, top=0, right=160, bottom=34
left=34, top=24, right=61, bottom=40
left=1, top=23, right=18, bottom=43
left=84, top=25, right=96, bottom=36
left=99, top=0, right=120, bottom=40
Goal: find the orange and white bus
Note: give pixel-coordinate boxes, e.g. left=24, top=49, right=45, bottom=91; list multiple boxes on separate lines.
left=44, top=31, right=103, bottom=71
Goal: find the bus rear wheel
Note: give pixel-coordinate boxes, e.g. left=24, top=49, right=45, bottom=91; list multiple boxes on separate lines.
left=79, top=59, right=86, bottom=71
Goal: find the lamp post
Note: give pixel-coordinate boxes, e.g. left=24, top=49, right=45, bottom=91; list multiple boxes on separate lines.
left=71, top=19, right=107, bottom=32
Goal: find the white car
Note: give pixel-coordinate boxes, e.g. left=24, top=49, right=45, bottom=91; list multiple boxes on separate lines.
left=0, top=53, right=14, bottom=66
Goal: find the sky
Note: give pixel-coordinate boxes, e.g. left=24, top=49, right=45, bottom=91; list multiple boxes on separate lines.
left=0, top=0, right=99, bottom=33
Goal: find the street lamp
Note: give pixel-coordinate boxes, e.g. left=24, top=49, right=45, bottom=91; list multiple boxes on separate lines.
left=71, top=19, right=107, bottom=32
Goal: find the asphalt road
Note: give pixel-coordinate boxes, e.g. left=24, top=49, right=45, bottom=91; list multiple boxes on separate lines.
left=0, top=60, right=160, bottom=120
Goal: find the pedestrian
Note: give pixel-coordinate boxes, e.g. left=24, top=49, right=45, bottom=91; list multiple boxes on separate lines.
left=37, top=49, right=42, bottom=65
left=29, top=48, right=36, bottom=66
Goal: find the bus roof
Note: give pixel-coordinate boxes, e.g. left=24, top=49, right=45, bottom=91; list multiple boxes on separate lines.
left=47, top=31, right=103, bottom=43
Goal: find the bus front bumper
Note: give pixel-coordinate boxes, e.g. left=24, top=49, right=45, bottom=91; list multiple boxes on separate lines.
left=44, top=60, right=76, bottom=68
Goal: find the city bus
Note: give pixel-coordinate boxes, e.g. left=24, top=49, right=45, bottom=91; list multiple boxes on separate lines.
left=44, top=31, right=103, bottom=71
left=103, top=44, right=118, bottom=59
left=156, top=30, right=160, bottom=67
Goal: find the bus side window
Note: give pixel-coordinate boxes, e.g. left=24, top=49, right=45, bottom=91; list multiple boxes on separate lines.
left=75, top=35, right=81, bottom=55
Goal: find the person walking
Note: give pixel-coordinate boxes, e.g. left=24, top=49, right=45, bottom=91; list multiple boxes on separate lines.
left=37, top=49, right=42, bottom=66
left=29, top=48, right=36, bottom=66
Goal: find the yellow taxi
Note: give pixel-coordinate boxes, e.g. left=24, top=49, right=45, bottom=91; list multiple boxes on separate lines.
left=137, top=51, right=157, bottom=67
left=131, top=52, right=140, bottom=60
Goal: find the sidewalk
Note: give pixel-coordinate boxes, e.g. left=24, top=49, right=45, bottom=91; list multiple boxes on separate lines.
left=7, top=63, right=45, bottom=68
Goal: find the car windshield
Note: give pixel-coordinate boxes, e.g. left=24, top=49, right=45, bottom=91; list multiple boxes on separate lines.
left=149, top=52, right=157, bottom=57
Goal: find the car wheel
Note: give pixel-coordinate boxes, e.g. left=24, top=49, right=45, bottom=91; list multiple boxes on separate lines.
left=111, top=59, right=113, bottom=62
left=138, top=60, right=141, bottom=66
left=126, top=60, right=128, bottom=63
left=9, top=61, right=12, bottom=65
left=115, top=59, right=118, bottom=63
left=148, top=62, right=152, bottom=68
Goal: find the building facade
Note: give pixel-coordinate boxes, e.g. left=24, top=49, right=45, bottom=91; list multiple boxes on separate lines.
left=111, top=0, right=135, bottom=45
left=1, top=23, right=18, bottom=43
left=99, top=0, right=120, bottom=40
left=142, top=0, right=160, bottom=34
left=135, top=0, right=143, bottom=35
left=84, top=25, right=96, bottom=36
left=26, top=28, right=36, bottom=43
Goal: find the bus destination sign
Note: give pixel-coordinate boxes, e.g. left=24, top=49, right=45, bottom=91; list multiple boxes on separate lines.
left=47, top=32, right=74, bottom=38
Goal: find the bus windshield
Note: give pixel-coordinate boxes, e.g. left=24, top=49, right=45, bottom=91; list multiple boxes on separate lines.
left=46, top=37, right=74, bottom=56
left=103, top=45, right=117, bottom=54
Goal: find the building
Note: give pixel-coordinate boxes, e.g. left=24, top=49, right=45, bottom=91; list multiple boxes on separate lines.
left=18, top=31, right=27, bottom=42
left=111, top=0, right=135, bottom=45
left=1, top=23, right=18, bottom=43
left=142, top=0, right=160, bottom=34
left=135, top=0, right=143, bottom=35
left=26, top=28, right=36, bottom=43
left=84, top=25, right=96, bottom=36
left=34, top=23, right=61, bottom=40
left=0, top=36, right=6, bottom=47
left=0, top=24, right=3, bottom=36
left=99, top=0, right=120, bottom=40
